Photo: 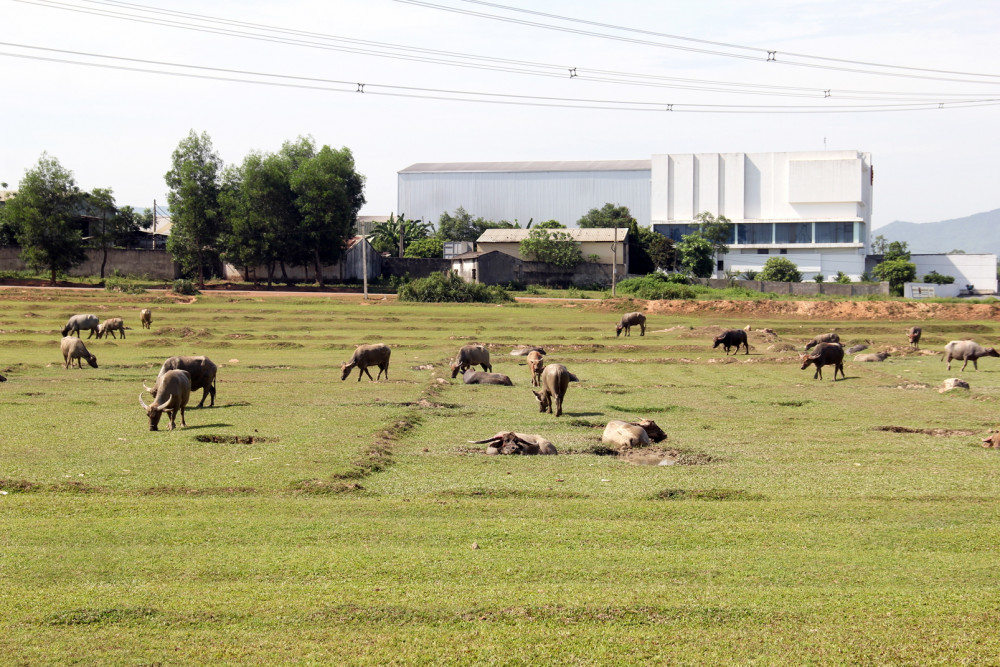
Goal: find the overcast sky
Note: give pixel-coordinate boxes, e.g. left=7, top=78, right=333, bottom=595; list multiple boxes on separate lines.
left=3, top=0, right=998, bottom=228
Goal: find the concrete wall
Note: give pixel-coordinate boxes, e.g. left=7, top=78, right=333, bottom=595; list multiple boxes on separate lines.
left=726, top=249, right=868, bottom=282
left=698, top=278, right=889, bottom=297
left=380, top=257, right=452, bottom=279
left=0, top=246, right=179, bottom=279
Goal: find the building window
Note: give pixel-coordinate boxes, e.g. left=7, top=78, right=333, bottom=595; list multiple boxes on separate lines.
left=775, top=222, right=812, bottom=244
left=757, top=249, right=769, bottom=254
left=717, top=259, right=724, bottom=271
left=652, top=224, right=698, bottom=242
left=737, top=223, right=773, bottom=244
left=814, top=221, right=854, bottom=243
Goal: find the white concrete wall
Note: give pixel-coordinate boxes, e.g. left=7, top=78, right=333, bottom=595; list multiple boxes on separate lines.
left=725, top=249, right=867, bottom=281
left=911, top=254, right=998, bottom=293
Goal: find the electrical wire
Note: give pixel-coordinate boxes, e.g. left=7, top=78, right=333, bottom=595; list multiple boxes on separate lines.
left=3, top=42, right=998, bottom=114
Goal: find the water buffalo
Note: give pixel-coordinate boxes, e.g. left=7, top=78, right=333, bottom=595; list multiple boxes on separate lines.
left=140, top=308, right=152, bottom=329
left=906, top=326, right=922, bottom=348
left=61, top=314, right=100, bottom=338
left=60, top=336, right=98, bottom=369
left=451, top=344, right=491, bottom=378
left=95, top=317, right=128, bottom=339
left=155, top=356, right=217, bottom=407
left=713, top=329, right=748, bottom=355
left=805, top=332, right=840, bottom=351
left=527, top=350, right=544, bottom=387
left=533, top=363, right=571, bottom=417
left=944, top=340, right=999, bottom=371
left=800, top=342, right=845, bottom=381
left=471, top=432, right=557, bottom=455
left=341, top=343, right=391, bottom=381
left=140, top=369, right=191, bottom=431
left=462, top=370, right=513, bottom=385
left=616, top=312, right=646, bottom=337
left=602, top=419, right=667, bottom=449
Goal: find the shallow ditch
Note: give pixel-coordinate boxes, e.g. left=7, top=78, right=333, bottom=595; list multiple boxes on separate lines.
left=874, top=425, right=978, bottom=436
left=194, top=435, right=278, bottom=444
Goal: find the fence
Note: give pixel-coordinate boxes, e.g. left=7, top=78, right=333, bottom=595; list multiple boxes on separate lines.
left=0, top=247, right=180, bottom=280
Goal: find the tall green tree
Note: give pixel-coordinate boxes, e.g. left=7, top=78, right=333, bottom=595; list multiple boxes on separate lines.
left=693, top=211, right=732, bottom=271
left=85, top=188, right=150, bottom=279
left=519, top=228, right=583, bottom=268
left=644, top=231, right=676, bottom=272
left=872, top=259, right=916, bottom=296
left=676, top=232, right=715, bottom=278
left=577, top=203, right=635, bottom=228
left=403, top=236, right=444, bottom=258
left=5, top=154, right=87, bottom=285
left=165, top=130, right=224, bottom=287
left=289, top=145, right=366, bottom=286
left=370, top=214, right=432, bottom=256
left=883, top=240, right=910, bottom=262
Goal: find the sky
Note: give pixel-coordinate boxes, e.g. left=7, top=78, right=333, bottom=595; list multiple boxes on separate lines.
left=2, top=0, right=998, bottom=228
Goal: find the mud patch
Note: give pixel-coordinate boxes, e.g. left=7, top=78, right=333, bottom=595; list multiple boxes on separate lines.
left=194, top=435, right=277, bottom=444
left=653, top=488, right=765, bottom=501
left=247, top=365, right=292, bottom=370
left=773, top=400, right=810, bottom=407
left=436, top=488, right=588, bottom=499
left=606, top=404, right=687, bottom=414
left=264, top=341, right=303, bottom=349
left=874, top=425, right=977, bottom=436
left=622, top=448, right=716, bottom=466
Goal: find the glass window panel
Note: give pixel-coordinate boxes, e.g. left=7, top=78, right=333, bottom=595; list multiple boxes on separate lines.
left=814, top=222, right=854, bottom=243
left=775, top=223, right=812, bottom=244
left=742, top=223, right=773, bottom=244
left=652, top=224, right=697, bottom=242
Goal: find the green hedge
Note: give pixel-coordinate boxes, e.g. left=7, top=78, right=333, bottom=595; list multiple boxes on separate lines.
left=397, top=271, right=513, bottom=303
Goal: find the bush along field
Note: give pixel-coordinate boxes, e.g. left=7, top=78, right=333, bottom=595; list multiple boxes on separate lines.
left=3, top=287, right=1000, bottom=664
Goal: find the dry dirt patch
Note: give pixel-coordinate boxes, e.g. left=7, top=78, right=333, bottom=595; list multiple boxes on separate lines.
left=874, top=425, right=978, bottom=436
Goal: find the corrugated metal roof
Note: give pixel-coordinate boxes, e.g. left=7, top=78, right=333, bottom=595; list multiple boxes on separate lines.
left=477, top=227, right=630, bottom=243
left=399, top=160, right=651, bottom=174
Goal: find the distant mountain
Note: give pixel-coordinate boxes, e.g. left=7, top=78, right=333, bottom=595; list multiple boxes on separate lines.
left=874, top=209, right=1000, bottom=255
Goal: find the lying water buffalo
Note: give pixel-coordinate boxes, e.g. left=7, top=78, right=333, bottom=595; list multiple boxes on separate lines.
left=451, top=344, right=491, bottom=378
left=855, top=351, right=890, bottom=362
left=616, top=312, right=646, bottom=337
left=713, top=329, right=748, bottom=355
left=944, top=340, right=999, bottom=371
left=805, top=332, right=840, bottom=351
left=471, top=431, right=557, bottom=455
left=533, top=363, right=571, bottom=417
left=800, top=342, right=845, bottom=381
left=602, top=419, right=667, bottom=449
left=462, top=370, right=513, bottom=385
left=341, top=343, right=391, bottom=381
left=60, top=336, right=98, bottom=369
left=140, top=369, right=191, bottom=431
left=154, top=356, right=217, bottom=407
left=61, top=314, right=100, bottom=338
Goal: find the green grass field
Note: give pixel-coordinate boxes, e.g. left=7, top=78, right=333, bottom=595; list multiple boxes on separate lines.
left=2, top=287, right=1000, bottom=664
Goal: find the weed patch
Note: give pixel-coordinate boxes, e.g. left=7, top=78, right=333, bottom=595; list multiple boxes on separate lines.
left=43, top=607, right=160, bottom=626
left=653, top=488, right=764, bottom=501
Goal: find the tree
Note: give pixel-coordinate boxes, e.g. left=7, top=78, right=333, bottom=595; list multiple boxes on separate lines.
left=758, top=257, right=802, bottom=283
left=436, top=207, right=517, bottom=242
left=165, top=130, right=224, bottom=287
left=4, top=154, right=87, bottom=285
left=519, top=228, right=582, bottom=268
left=535, top=219, right=565, bottom=229
left=871, top=234, right=889, bottom=255
left=872, top=259, right=916, bottom=295
left=693, top=211, right=732, bottom=274
left=577, top=203, right=635, bottom=229
left=403, top=236, right=444, bottom=258
left=884, top=240, right=910, bottom=263
left=289, top=145, right=366, bottom=286
left=676, top=232, right=714, bottom=278
left=85, top=188, right=150, bottom=279
left=370, top=214, right=431, bottom=255
left=645, top=232, right=677, bottom=272
left=922, top=270, right=955, bottom=285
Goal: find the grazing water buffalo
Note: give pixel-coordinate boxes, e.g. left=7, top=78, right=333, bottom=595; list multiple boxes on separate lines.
left=96, top=317, right=128, bottom=339
left=906, top=326, right=922, bottom=348
left=341, top=343, right=391, bottom=381
left=451, top=344, right=491, bottom=378
left=713, top=329, right=748, bottom=355
left=462, top=370, right=513, bottom=386
left=140, top=369, right=191, bottom=431
left=944, top=340, right=999, bottom=371
left=60, top=336, right=98, bottom=369
left=616, top=312, right=646, bottom=337
left=533, top=363, right=571, bottom=417
left=471, top=432, right=557, bottom=455
left=61, top=314, right=100, bottom=338
left=140, top=308, right=152, bottom=329
left=527, top=350, right=544, bottom=387
left=155, top=356, right=217, bottom=407
left=805, top=332, right=840, bottom=351
left=800, top=342, right=845, bottom=381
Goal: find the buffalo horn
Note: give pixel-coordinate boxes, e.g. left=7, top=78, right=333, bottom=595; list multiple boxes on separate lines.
left=138, top=392, right=149, bottom=410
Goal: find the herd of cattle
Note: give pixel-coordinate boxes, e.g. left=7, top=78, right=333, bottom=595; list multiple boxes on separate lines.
left=28, top=307, right=1000, bottom=449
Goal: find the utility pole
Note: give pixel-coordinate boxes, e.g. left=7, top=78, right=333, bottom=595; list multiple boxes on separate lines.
left=152, top=199, right=157, bottom=250
left=611, top=227, right=618, bottom=297
left=362, top=233, right=369, bottom=300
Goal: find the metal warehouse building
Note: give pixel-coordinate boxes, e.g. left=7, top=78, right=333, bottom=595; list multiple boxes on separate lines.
left=397, top=160, right=652, bottom=228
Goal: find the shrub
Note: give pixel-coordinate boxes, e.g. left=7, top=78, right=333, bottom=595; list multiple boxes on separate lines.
left=524, top=284, right=543, bottom=295
left=814, top=273, right=825, bottom=283
left=742, top=269, right=759, bottom=280
left=923, top=271, right=955, bottom=285
left=758, top=257, right=802, bottom=283
left=616, top=273, right=697, bottom=300
left=397, top=271, right=513, bottom=303
left=172, top=279, right=200, bottom=295
left=104, top=272, right=147, bottom=294
left=835, top=271, right=851, bottom=284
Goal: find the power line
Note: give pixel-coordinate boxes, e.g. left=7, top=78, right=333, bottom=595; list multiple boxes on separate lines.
left=396, top=0, right=1000, bottom=85
left=12, top=0, right=997, bottom=103
left=3, top=42, right=997, bottom=114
